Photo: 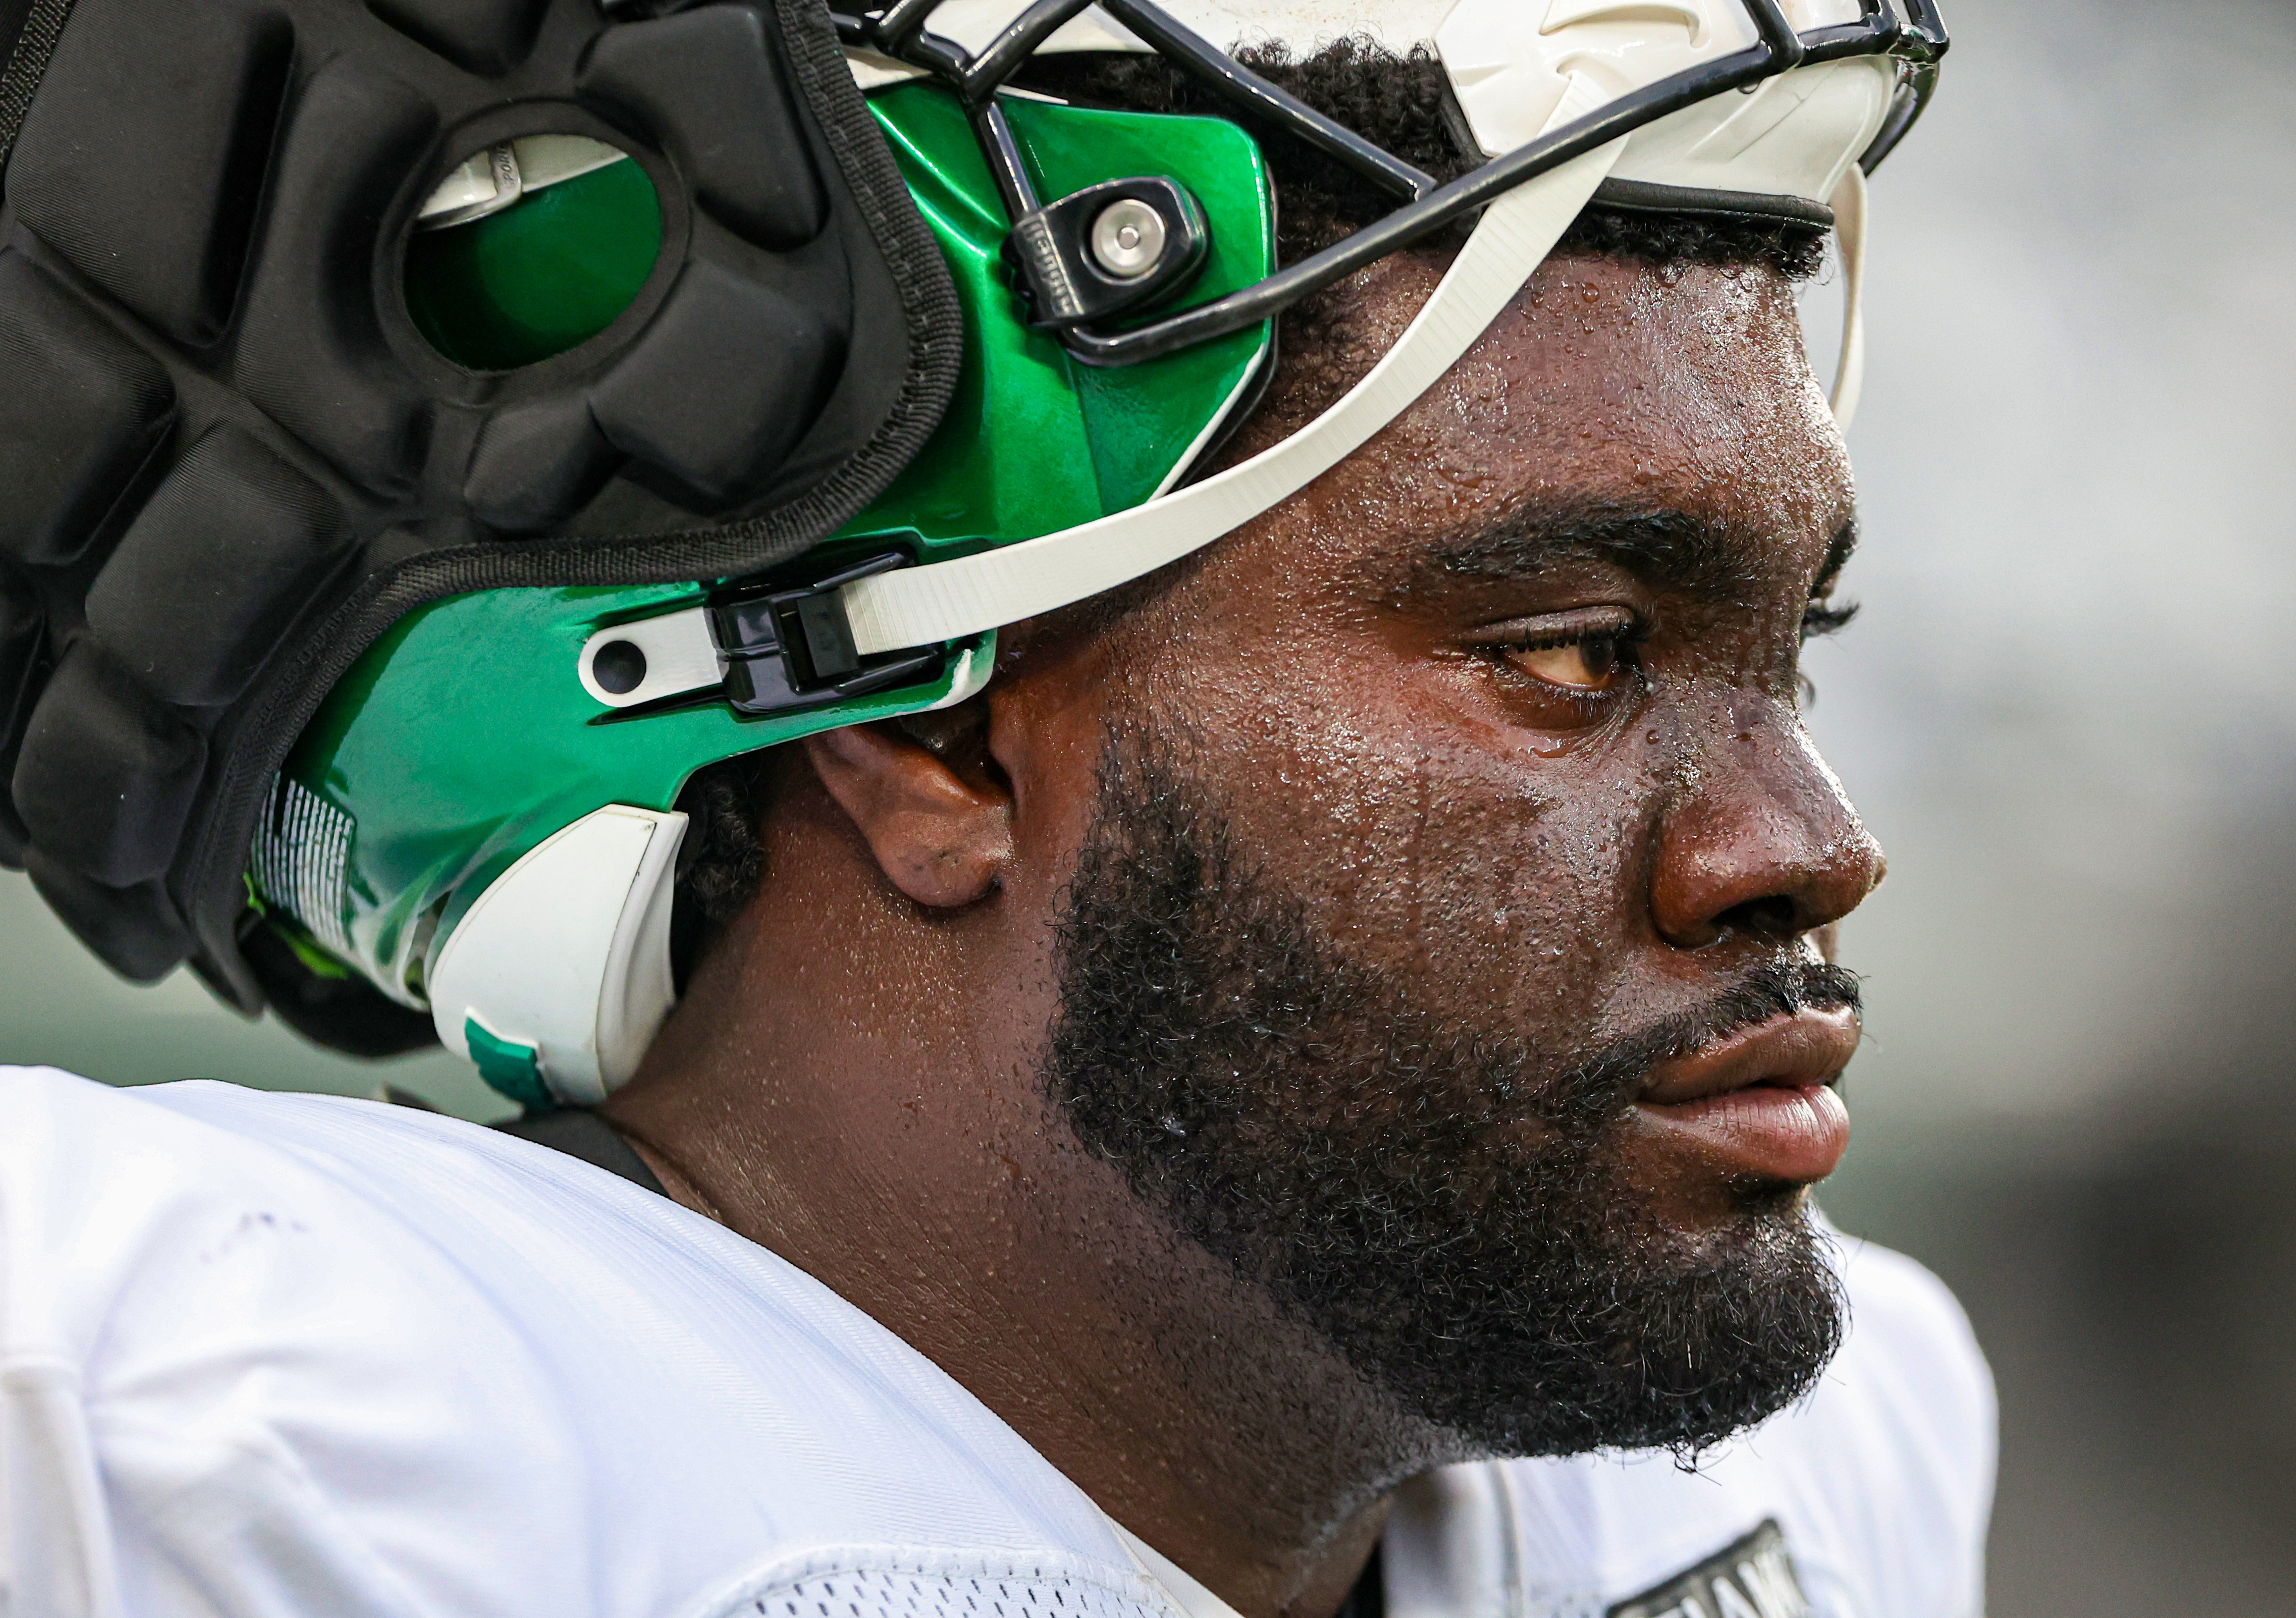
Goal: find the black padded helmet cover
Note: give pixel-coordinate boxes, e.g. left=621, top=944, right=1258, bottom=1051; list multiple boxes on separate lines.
left=0, top=0, right=961, bottom=1002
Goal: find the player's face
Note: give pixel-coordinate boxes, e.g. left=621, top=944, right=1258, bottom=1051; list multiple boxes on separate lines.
left=1017, top=247, right=1883, bottom=1452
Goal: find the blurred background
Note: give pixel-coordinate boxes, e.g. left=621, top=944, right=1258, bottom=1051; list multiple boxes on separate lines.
left=4, top=0, right=2291, bottom=1605
left=1809, top=0, right=2296, bottom=1602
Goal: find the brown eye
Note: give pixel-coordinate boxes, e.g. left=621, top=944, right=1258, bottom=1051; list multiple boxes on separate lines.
left=1506, top=634, right=1621, bottom=691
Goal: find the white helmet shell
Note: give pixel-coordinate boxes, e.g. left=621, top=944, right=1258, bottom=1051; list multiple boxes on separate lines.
left=1437, top=0, right=1891, bottom=206
left=857, top=0, right=1894, bottom=213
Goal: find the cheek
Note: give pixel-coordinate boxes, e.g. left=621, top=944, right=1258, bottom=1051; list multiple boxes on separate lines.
left=1161, top=643, right=1665, bottom=1032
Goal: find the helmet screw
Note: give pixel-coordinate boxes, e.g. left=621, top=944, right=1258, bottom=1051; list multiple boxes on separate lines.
left=591, top=639, right=648, bottom=696
left=1088, top=198, right=1167, bottom=280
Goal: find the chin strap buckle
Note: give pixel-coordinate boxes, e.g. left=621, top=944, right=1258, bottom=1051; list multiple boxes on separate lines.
left=707, top=550, right=945, bottom=715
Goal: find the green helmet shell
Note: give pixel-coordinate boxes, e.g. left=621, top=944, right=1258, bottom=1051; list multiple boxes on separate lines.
left=252, top=83, right=1275, bottom=1103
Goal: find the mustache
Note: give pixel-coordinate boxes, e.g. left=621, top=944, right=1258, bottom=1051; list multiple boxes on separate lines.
left=1541, top=957, right=1864, bottom=1128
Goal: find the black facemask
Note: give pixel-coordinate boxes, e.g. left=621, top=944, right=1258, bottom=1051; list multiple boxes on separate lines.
left=1044, top=726, right=1856, bottom=1458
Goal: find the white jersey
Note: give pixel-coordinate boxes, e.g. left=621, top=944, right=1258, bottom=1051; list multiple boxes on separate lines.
left=0, top=1069, right=1992, bottom=1618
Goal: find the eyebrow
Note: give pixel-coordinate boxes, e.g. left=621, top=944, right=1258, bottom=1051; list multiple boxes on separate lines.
left=1415, top=502, right=1858, bottom=604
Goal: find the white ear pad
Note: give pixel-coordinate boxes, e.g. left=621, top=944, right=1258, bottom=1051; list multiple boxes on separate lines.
left=429, top=805, right=686, bottom=1107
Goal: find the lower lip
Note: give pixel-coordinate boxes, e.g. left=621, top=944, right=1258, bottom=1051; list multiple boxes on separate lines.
left=1634, top=1084, right=1850, bottom=1183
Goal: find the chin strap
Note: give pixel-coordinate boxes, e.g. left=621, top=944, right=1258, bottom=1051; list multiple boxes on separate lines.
left=839, top=136, right=1631, bottom=658
left=1828, top=162, right=1867, bottom=433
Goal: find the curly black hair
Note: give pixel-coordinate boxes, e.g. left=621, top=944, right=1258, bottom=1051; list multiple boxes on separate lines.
left=671, top=40, right=1830, bottom=955
left=670, top=747, right=778, bottom=945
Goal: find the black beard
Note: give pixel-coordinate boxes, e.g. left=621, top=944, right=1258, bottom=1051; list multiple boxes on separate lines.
left=1043, top=733, right=1856, bottom=1458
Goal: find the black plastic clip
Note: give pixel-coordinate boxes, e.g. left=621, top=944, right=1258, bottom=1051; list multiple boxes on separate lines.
left=1005, top=177, right=1209, bottom=331
left=707, top=550, right=945, bottom=717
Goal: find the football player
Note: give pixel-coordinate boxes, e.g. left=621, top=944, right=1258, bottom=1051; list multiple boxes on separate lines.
left=0, top=0, right=1989, bottom=1611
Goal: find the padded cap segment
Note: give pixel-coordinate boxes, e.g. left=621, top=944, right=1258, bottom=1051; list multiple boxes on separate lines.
left=233, top=55, right=440, bottom=485
left=0, top=252, right=178, bottom=569
left=367, top=0, right=548, bottom=77
left=463, top=394, right=622, bottom=534
left=23, top=849, right=191, bottom=981
left=87, top=427, right=350, bottom=708
left=7, top=0, right=291, bottom=346
left=591, top=256, right=838, bottom=505
left=13, top=642, right=206, bottom=887
left=582, top=6, right=827, bottom=250
left=0, top=0, right=961, bottom=1004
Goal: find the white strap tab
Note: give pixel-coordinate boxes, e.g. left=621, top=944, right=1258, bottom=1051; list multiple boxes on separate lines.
left=578, top=606, right=719, bottom=709
left=839, top=136, right=1630, bottom=656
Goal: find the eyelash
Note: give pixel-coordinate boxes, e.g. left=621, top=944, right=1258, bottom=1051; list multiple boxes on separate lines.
left=1491, top=619, right=1644, bottom=701
left=1481, top=598, right=1849, bottom=707
left=1801, top=598, right=1859, bottom=641
left=1503, top=625, right=1634, bottom=660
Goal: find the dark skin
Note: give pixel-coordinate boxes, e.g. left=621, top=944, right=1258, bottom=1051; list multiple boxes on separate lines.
left=606, top=245, right=1883, bottom=1618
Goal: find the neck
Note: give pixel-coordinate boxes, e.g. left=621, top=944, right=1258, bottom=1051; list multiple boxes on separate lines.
left=607, top=903, right=1455, bottom=1618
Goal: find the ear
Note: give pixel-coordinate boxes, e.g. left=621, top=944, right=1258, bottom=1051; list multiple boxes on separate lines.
left=802, top=709, right=1013, bottom=908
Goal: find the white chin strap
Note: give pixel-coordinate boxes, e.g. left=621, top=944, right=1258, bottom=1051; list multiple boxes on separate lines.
left=841, top=136, right=1630, bottom=658
left=1827, top=161, right=1867, bottom=433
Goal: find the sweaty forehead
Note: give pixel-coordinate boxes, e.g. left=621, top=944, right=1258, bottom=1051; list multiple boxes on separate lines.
left=1244, top=248, right=1854, bottom=595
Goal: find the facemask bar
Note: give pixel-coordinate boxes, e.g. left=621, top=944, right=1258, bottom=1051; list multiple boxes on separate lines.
left=836, top=0, right=1947, bottom=367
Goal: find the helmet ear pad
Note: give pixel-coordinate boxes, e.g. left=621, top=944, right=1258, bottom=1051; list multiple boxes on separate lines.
left=428, top=805, right=688, bottom=1108
left=0, top=0, right=960, bottom=1002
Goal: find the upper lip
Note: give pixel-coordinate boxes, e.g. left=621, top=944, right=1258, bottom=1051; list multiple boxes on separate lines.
left=1638, top=1007, right=1861, bottom=1106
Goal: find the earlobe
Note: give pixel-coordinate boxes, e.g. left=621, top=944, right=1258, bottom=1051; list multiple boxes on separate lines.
left=803, top=718, right=1013, bottom=909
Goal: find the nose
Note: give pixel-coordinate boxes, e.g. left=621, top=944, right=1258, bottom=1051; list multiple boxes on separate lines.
left=1648, top=708, right=1885, bottom=951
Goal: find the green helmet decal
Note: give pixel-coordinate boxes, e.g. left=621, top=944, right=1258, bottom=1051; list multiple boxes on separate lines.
left=856, top=82, right=1276, bottom=536
left=253, top=81, right=1276, bottom=1085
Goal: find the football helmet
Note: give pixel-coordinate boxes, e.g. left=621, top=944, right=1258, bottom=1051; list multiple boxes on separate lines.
left=0, top=0, right=1943, bottom=1106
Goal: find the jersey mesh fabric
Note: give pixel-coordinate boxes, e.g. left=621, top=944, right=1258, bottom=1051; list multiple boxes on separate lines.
left=739, top=1564, right=1174, bottom=1618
